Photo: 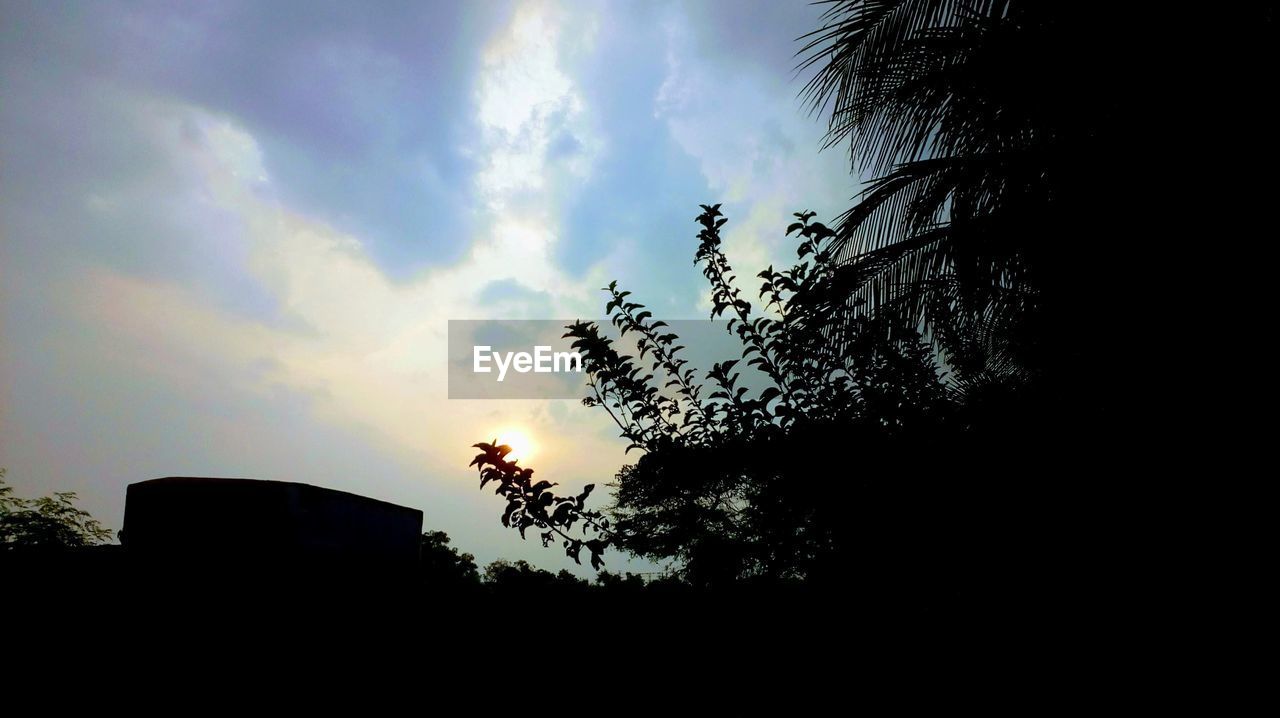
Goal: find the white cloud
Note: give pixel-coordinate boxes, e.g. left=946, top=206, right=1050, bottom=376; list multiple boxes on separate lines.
left=25, top=3, right=630, bottom=562
left=3, top=0, right=846, bottom=578
left=653, top=7, right=858, bottom=308
left=474, top=0, right=601, bottom=209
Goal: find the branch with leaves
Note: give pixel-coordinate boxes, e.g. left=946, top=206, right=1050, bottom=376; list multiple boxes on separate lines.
left=0, top=469, right=113, bottom=550
left=469, top=441, right=614, bottom=570
left=471, top=205, right=932, bottom=580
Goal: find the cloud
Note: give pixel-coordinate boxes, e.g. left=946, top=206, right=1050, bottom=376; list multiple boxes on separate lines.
left=473, top=0, right=601, bottom=212
left=653, top=2, right=859, bottom=306
left=0, top=0, right=503, bottom=277
left=19, top=84, right=634, bottom=568
left=0, top=0, right=849, bottom=577
left=0, top=0, right=643, bottom=573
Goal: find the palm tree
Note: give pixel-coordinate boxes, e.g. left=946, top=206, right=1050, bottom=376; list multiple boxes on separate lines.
left=793, top=2, right=1149, bottom=396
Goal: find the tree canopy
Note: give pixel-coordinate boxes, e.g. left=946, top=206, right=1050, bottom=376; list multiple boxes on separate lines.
left=0, top=469, right=113, bottom=551
left=469, top=1, right=1251, bottom=598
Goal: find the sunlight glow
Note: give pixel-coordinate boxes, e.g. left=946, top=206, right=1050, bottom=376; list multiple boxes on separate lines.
left=495, top=428, right=536, bottom=464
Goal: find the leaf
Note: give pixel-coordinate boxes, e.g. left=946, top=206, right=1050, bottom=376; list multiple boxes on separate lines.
left=552, top=503, right=573, bottom=524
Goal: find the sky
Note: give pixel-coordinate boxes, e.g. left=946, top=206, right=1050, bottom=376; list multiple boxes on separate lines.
left=0, top=0, right=858, bottom=575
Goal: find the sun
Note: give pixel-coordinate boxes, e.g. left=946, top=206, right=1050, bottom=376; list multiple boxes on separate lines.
left=495, top=428, right=536, bottom=464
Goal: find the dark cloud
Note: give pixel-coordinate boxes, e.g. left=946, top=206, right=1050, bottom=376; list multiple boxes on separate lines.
left=2, top=0, right=513, bottom=278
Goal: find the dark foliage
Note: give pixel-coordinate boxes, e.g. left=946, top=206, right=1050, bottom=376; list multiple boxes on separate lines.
left=470, top=1, right=1272, bottom=602
left=472, top=205, right=966, bottom=592
left=793, top=3, right=1126, bottom=390
left=469, top=441, right=613, bottom=571
left=480, top=559, right=591, bottom=595
left=418, top=530, right=481, bottom=589
left=0, top=469, right=112, bottom=551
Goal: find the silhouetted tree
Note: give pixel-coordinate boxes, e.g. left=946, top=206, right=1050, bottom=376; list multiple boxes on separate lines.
left=470, top=1, right=1242, bottom=599
left=481, top=559, right=590, bottom=595
left=418, top=530, right=480, bottom=589
left=792, top=2, right=1189, bottom=420
left=593, top=570, right=647, bottom=594
left=472, top=205, right=955, bottom=589
left=0, top=469, right=112, bottom=551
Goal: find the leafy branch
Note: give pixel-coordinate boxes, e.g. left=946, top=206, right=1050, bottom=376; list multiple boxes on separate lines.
left=469, top=441, right=614, bottom=570
left=1, top=468, right=113, bottom=550
left=472, top=204, right=945, bottom=580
